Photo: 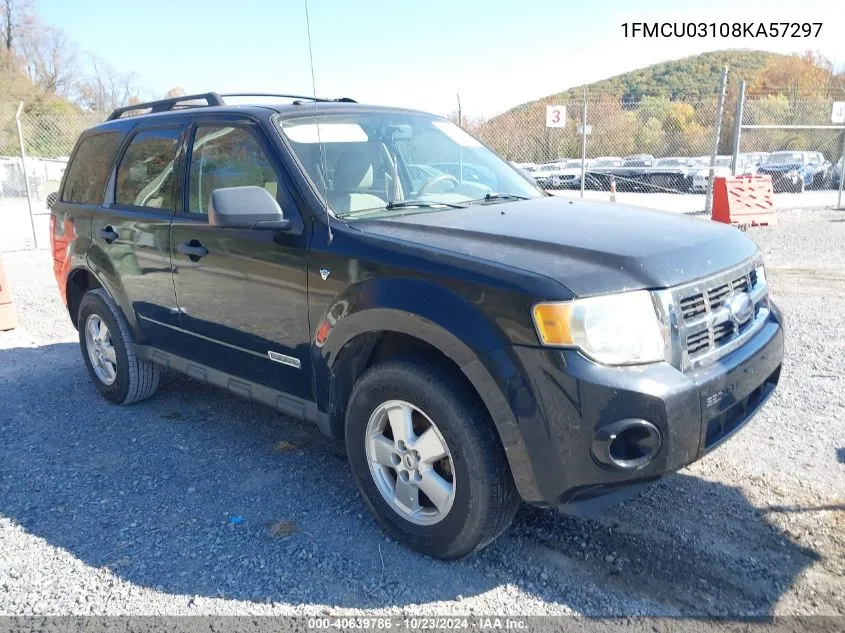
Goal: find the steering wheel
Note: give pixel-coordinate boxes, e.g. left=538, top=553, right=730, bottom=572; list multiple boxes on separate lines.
left=417, top=174, right=459, bottom=195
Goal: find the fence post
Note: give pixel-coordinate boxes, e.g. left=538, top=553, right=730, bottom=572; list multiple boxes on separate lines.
left=14, top=102, right=39, bottom=250
left=730, top=79, right=746, bottom=176
left=580, top=88, right=587, bottom=199
left=838, top=129, right=845, bottom=210
left=705, top=66, right=729, bottom=216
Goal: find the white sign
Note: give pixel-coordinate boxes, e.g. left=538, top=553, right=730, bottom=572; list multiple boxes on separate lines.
left=832, top=102, right=845, bottom=124
left=576, top=124, right=593, bottom=135
left=545, top=105, right=566, bottom=128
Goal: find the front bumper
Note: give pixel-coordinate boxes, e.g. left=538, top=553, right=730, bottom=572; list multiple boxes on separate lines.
left=481, top=304, right=783, bottom=513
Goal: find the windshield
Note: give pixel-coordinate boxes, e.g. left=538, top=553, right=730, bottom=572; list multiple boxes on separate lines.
left=564, top=160, right=582, bottom=168
left=276, top=112, right=542, bottom=218
left=766, top=152, right=803, bottom=165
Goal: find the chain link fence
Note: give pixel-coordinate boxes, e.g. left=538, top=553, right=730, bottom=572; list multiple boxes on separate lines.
left=1, top=110, right=103, bottom=250
left=470, top=89, right=844, bottom=210
left=737, top=96, right=845, bottom=196
left=1, top=88, right=843, bottom=250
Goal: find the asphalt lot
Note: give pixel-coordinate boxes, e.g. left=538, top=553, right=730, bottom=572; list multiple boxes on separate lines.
left=0, top=207, right=843, bottom=616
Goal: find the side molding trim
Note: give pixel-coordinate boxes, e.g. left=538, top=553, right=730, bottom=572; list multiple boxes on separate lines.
left=135, top=345, right=330, bottom=435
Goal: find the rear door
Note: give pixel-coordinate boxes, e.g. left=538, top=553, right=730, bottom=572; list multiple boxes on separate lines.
left=91, top=124, right=185, bottom=348
left=169, top=117, right=312, bottom=400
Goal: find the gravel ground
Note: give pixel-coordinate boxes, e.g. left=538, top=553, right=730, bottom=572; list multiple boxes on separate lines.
left=0, top=208, right=843, bottom=616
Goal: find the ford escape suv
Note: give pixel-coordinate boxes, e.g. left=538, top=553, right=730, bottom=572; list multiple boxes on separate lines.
left=49, top=92, right=783, bottom=559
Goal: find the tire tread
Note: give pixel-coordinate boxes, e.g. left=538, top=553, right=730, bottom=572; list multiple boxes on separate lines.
left=85, top=289, right=160, bottom=405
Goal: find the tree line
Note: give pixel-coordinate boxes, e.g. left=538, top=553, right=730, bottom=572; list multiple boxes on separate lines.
left=468, top=50, right=845, bottom=164
left=1, top=0, right=185, bottom=157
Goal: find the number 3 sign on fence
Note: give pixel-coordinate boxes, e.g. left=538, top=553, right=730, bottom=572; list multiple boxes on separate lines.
left=546, top=105, right=566, bottom=128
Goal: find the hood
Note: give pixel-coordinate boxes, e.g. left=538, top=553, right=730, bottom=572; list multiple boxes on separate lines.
left=759, top=163, right=802, bottom=172
left=355, top=197, right=758, bottom=297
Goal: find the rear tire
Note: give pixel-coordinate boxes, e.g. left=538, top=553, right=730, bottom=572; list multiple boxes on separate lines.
left=78, top=288, right=160, bottom=405
left=345, top=358, right=519, bottom=559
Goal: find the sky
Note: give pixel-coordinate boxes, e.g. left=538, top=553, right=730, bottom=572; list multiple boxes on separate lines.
left=40, top=0, right=845, bottom=117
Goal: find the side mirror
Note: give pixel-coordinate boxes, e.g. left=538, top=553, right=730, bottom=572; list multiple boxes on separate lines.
left=46, top=191, right=59, bottom=210
left=208, top=186, right=290, bottom=230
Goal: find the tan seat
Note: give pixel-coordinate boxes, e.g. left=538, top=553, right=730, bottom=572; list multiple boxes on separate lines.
left=330, top=145, right=386, bottom=213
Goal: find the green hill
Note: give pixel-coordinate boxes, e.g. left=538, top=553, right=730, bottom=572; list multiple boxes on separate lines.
left=545, top=50, right=778, bottom=103
left=473, top=50, right=840, bottom=162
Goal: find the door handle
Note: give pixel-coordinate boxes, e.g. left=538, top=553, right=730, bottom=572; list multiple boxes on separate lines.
left=177, top=239, right=209, bottom=261
left=97, top=225, right=119, bottom=244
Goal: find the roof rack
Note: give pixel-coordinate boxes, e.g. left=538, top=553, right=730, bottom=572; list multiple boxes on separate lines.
left=106, top=92, right=225, bottom=120
left=106, top=92, right=357, bottom=120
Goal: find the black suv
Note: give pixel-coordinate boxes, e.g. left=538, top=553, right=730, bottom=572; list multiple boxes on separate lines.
left=50, top=92, right=784, bottom=559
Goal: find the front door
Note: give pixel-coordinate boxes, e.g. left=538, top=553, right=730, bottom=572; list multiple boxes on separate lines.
left=169, top=120, right=312, bottom=401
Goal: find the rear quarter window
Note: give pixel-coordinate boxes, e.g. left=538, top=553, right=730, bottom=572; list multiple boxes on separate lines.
left=60, top=132, right=123, bottom=205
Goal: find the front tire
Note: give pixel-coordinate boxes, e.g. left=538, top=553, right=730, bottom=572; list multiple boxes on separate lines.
left=345, top=358, right=519, bottom=559
left=78, top=288, right=160, bottom=405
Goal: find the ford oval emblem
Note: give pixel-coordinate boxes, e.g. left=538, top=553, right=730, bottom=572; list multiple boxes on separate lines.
left=726, top=292, right=754, bottom=327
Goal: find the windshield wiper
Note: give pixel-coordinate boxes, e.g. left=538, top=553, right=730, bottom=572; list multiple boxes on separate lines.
left=468, top=193, right=532, bottom=204
left=335, top=200, right=468, bottom=220
left=385, top=200, right=468, bottom=210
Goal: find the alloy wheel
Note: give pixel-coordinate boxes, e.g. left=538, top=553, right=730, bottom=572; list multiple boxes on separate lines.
left=365, top=400, right=456, bottom=526
left=85, top=314, right=117, bottom=385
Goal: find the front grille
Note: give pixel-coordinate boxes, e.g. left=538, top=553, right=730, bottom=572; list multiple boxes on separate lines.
left=673, top=260, right=767, bottom=369
left=679, top=270, right=753, bottom=321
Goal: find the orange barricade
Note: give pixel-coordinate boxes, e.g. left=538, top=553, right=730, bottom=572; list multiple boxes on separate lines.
left=0, top=254, right=17, bottom=331
left=711, top=175, right=776, bottom=227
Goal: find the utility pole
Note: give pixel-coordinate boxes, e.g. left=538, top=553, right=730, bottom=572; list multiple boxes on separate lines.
left=730, top=79, right=746, bottom=176
left=456, top=93, right=462, bottom=127
left=15, top=102, right=38, bottom=250
left=705, top=66, right=729, bottom=216
left=580, top=87, right=588, bottom=199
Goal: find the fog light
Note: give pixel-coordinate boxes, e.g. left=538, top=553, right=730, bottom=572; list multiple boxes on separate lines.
left=592, top=419, right=662, bottom=470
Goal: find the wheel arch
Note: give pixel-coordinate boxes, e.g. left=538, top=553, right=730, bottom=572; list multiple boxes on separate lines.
left=65, top=267, right=104, bottom=329
left=316, top=306, right=541, bottom=501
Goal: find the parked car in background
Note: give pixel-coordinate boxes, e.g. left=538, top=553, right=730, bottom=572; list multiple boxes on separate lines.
left=549, top=159, right=589, bottom=189
left=807, top=152, right=832, bottom=189
left=622, top=154, right=655, bottom=167
left=690, top=156, right=756, bottom=193
left=757, top=151, right=819, bottom=193
left=531, top=162, right=566, bottom=189
left=608, top=155, right=658, bottom=191
left=644, top=157, right=695, bottom=192
left=739, top=152, right=769, bottom=170
left=691, top=157, right=724, bottom=193
left=512, top=162, right=538, bottom=173
left=581, top=157, right=624, bottom=189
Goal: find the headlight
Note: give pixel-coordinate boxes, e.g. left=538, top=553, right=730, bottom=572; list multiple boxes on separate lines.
left=532, top=290, right=669, bottom=365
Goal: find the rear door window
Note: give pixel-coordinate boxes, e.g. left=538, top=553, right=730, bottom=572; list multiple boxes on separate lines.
left=61, top=132, right=122, bottom=204
left=115, top=128, right=181, bottom=210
